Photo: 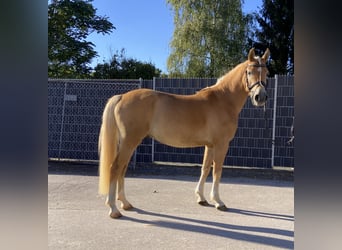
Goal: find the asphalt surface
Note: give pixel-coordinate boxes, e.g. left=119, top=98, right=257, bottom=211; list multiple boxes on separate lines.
left=48, top=163, right=294, bottom=249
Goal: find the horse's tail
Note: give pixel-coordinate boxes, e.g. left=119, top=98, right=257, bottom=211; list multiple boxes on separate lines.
left=98, top=95, right=122, bottom=195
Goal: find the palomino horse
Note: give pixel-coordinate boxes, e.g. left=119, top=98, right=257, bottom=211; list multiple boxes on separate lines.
left=98, top=48, right=270, bottom=218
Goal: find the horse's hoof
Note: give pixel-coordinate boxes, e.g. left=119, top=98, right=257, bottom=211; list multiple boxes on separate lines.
left=198, top=200, right=210, bottom=206
left=216, top=204, right=228, bottom=211
left=122, top=203, right=134, bottom=210
left=109, top=211, right=122, bottom=219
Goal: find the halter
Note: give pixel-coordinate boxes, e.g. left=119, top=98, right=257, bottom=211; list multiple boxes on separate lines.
left=246, top=63, right=269, bottom=137
left=246, top=63, right=267, bottom=91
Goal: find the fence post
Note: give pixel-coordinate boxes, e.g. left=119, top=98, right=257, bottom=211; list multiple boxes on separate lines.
left=271, top=75, right=279, bottom=167
left=139, top=77, right=142, bottom=89
left=151, top=77, right=156, bottom=162
left=58, top=82, right=67, bottom=160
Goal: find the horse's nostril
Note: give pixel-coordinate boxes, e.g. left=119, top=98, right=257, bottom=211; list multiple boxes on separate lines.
left=255, top=93, right=267, bottom=103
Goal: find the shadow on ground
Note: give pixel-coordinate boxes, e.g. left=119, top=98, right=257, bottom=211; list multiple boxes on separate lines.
left=119, top=207, right=294, bottom=249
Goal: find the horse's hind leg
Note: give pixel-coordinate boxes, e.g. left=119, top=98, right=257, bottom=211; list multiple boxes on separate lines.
left=106, top=160, right=122, bottom=218
left=107, top=143, right=136, bottom=218
left=117, top=160, right=134, bottom=210
left=195, top=146, right=213, bottom=206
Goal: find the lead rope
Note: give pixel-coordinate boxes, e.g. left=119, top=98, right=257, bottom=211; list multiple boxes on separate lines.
left=265, top=105, right=294, bottom=146
left=287, top=116, right=295, bottom=145
left=265, top=108, right=294, bottom=146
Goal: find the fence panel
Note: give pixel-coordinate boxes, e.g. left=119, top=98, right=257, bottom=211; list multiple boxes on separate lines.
left=273, top=75, right=294, bottom=167
left=48, top=79, right=142, bottom=162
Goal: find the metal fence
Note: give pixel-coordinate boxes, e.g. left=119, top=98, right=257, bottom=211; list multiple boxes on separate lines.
left=272, top=75, right=294, bottom=167
left=48, top=75, right=294, bottom=168
left=48, top=79, right=143, bottom=161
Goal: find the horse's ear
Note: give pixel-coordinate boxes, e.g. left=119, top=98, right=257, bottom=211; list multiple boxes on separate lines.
left=248, top=48, right=255, bottom=61
left=262, top=48, right=270, bottom=61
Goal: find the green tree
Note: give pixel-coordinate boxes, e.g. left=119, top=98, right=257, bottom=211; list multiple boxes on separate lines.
left=252, top=0, right=294, bottom=76
left=48, top=0, right=115, bottom=78
left=92, top=49, right=162, bottom=79
left=167, top=0, right=249, bottom=77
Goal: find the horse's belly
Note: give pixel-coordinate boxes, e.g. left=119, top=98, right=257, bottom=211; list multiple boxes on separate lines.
left=152, top=136, right=207, bottom=148
left=149, top=126, right=210, bottom=148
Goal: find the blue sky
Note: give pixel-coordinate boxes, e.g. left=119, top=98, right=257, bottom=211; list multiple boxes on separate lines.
left=88, top=0, right=262, bottom=74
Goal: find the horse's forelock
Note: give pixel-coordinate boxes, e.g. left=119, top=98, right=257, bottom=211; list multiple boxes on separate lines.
left=254, top=56, right=261, bottom=64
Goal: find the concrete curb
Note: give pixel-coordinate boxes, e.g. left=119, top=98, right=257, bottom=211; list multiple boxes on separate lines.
left=48, top=160, right=293, bottom=181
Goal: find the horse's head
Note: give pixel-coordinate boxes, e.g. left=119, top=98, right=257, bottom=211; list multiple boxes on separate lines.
left=245, top=48, right=270, bottom=107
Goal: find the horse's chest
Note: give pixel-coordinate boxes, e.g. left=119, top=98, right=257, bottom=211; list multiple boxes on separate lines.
left=208, top=111, right=238, bottom=138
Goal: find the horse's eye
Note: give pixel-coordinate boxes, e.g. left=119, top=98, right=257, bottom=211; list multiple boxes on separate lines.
left=247, top=71, right=252, bottom=76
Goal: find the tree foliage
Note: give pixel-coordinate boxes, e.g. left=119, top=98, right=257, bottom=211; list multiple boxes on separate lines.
left=48, top=0, right=115, bottom=78
left=252, top=0, right=294, bottom=76
left=167, top=0, right=249, bottom=77
left=92, top=49, right=162, bottom=79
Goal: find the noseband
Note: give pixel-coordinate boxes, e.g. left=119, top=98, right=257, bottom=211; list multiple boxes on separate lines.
left=246, top=63, right=267, bottom=91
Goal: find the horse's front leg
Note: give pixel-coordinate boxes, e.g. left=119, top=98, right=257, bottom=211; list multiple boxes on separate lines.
left=211, top=144, right=229, bottom=211
left=195, top=146, right=213, bottom=206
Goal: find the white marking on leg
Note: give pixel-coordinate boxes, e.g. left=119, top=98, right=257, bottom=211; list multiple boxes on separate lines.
left=117, top=176, right=133, bottom=210
left=211, top=179, right=224, bottom=208
left=210, top=145, right=228, bottom=209
left=195, top=147, right=213, bottom=203
left=196, top=174, right=208, bottom=202
left=107, top=179, right=121, bottom=218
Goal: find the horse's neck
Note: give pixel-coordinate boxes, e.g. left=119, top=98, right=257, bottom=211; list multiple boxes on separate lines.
left=212, top=62, right=249, bottom=113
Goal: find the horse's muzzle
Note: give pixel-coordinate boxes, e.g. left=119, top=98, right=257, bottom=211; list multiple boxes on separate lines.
left=255, top=92, right=268, bottom=103
left=251, top=87, right=267, bottom=107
